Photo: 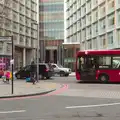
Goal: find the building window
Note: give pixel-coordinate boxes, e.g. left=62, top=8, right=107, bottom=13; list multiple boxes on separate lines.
left=92, top=22, right=98, bottom=36
left=86, top=1, right=91, bottom=13
left=92, top=9, right=98, bottom=23
left=92, top=38, right=97, bottom=49
left=107, top=32, right=113, bottom=44
left=87, top=40, right=92, bottom=49
left=6, top=43, right=11, bottom=52
left=117, top=29, right=120, bottom=44
left=100, top=35, right=106, bottom=47
left=0, top=42, right=3, bottom=50
left=108, top=13, right=115, bottom=27
left=99, top=4, right=106, bottom=18
left=86, top=13, right=91, bottom=25
left=81, top=5, right=86, bottom=16
left=12, top=1, right=18, bottom=11
left=77, top=31, right=81, bottom=42
left=82, top=17, right=86, bottom=28
left=13, top=22, right=18, bottom=31
left=99, top=18, right=106, bottom=31
left=87, top=26, right=91, bottom=38
left=108, top=0, right=114, bottom=10
left=82, top=29, right=86, bottom=41
left=92, top=0, right=98, bottom=8
left=20, top=35, right=24, bottom=43
left=117, top=10, right=120, bottom=25
left=77, top=9, right=81, bottom=19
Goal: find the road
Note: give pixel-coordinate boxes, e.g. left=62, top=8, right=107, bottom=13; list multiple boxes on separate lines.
left=0, top=76, right=120, bottom=120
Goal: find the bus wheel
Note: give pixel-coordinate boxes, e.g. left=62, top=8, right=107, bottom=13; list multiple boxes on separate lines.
left=98, top=74, right=109, bottom=83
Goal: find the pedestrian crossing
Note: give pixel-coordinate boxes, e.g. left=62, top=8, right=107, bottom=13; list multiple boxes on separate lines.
left=55, top=89, right=120, bottom=99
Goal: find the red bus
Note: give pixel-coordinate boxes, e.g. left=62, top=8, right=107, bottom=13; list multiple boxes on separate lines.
left=76, top=50, right=120, bottom=83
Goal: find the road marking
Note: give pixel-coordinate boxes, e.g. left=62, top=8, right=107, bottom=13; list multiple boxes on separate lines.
left=66, top=102, right=120, bottom=109
left=0, top=110, right=26, bottom=114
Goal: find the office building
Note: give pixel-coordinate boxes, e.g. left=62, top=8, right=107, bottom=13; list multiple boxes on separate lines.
left=40, top=0, right=64, bottom=64
left=0, top=0, right=37, bottom=70
left=64, top=0, right=120, bottom=71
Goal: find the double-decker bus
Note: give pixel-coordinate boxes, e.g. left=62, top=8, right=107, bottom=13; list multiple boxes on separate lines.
left=76, top=50, right=120, bottom=83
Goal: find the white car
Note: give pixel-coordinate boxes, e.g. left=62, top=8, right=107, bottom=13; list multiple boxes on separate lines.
left=51, top=63, right=71, bottom=77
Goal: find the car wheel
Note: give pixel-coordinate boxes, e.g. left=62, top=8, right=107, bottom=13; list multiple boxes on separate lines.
left=98, top=74, right=109, bottom=83
left=39, top=75, right=44, bottom=80
left=46, top=77, right=50, bottom=79
left=16, top=74, right=21, bottom=79
left=60, top=71, right=65, bottom=77
left=65, top=74, right=69, bottom=77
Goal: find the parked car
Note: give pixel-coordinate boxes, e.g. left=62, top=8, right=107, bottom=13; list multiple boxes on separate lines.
left=51, top=63, right=71, bottom=76
left=15, top=63, right=54, bottom=79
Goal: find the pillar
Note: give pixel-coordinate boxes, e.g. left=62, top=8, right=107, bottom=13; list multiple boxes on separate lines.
left=23, top=48, right=26, bottom=67
left=50, top=50, right=53, bottom=62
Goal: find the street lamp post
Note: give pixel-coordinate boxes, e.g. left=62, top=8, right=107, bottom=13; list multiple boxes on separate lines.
left=36, top=24, right=39, bottom=82
left=32, top=23, right=39, bottom=82
left=31, top=0, right=39, bottom=82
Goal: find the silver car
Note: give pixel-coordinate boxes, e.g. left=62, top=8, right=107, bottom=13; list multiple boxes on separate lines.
left=51, top=63, right=71, bottom=77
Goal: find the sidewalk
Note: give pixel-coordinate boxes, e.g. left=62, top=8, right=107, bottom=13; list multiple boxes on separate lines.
left=69, top=72, right=75, bottom=76
left=0, top=80, right=60, bottom=98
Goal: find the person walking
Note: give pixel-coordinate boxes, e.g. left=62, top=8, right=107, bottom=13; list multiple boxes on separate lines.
left=30, top=61, right=36, bottom=84
left=5, top=70, right=10, bottom=84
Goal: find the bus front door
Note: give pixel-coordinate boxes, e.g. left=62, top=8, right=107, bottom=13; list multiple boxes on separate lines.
left=80, top=68, right=96, bottom=81
left=80, top=57, right=96, bottom=81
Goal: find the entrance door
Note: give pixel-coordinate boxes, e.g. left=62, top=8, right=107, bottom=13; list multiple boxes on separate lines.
left=78, top=57, right=97, bottom=81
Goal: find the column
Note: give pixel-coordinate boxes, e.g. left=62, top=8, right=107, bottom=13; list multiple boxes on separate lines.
left=50, top=50, right=53, bottom=63
left=23, top=48, right=26, bottom=67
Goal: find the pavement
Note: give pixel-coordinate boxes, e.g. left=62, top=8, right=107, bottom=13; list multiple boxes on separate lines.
left=0, top=79, right=60, bottom=98
left=69, top=72, right=75, bottom=76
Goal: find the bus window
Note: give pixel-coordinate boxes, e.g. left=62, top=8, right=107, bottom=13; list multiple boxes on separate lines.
left=112, top=57, right=120, bottom=68
left=99, top=56, right=111, bottom=68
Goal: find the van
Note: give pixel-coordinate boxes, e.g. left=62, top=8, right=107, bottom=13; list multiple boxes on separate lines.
left=15, top=63, right=53, bottom=79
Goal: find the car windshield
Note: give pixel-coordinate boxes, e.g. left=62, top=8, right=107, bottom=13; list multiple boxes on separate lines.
left=57, top=64, right=63, bottom=68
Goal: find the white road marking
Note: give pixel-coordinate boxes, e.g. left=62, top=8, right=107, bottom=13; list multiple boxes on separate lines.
left=0, top=110, right=26, bottom=114
left=66, top=102, right=120, bottom=109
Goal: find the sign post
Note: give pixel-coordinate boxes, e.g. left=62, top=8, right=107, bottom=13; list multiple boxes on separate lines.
left=0, top=36, right=14, bottom=94
left=11, top=36, right=14, bottom=94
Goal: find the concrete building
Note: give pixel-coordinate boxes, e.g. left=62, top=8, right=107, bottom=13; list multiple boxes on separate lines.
left=0, top=0, right=37, bottom=70
left=39, top=0, right=64, bottom=64
left=64, top=0, right=120, bottom=71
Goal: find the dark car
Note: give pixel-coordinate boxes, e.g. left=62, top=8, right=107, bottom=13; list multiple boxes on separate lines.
left=15, top=63, right=53, bottom=79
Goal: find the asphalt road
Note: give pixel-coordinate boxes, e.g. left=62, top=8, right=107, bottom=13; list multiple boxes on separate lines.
left=0, top=76, right=120, bottom=120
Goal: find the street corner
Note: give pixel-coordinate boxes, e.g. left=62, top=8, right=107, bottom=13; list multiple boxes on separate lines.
left=0, top=81, right=62, bottom=100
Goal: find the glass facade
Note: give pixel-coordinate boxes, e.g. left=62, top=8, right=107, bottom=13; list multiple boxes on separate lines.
left=40, top=0, right=64, bottom=40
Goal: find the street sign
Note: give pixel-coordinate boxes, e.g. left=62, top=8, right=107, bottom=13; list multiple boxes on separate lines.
left=10, top=59, right=14, bottom=65
left=0, top=36, right=11, bottom=41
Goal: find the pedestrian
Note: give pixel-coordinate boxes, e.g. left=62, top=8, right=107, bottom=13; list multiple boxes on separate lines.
left=30, top=61, right=36, bottom=84
left=0, top=68, right=4, bottom=78
left=5, top=70, right=10, bottom=84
